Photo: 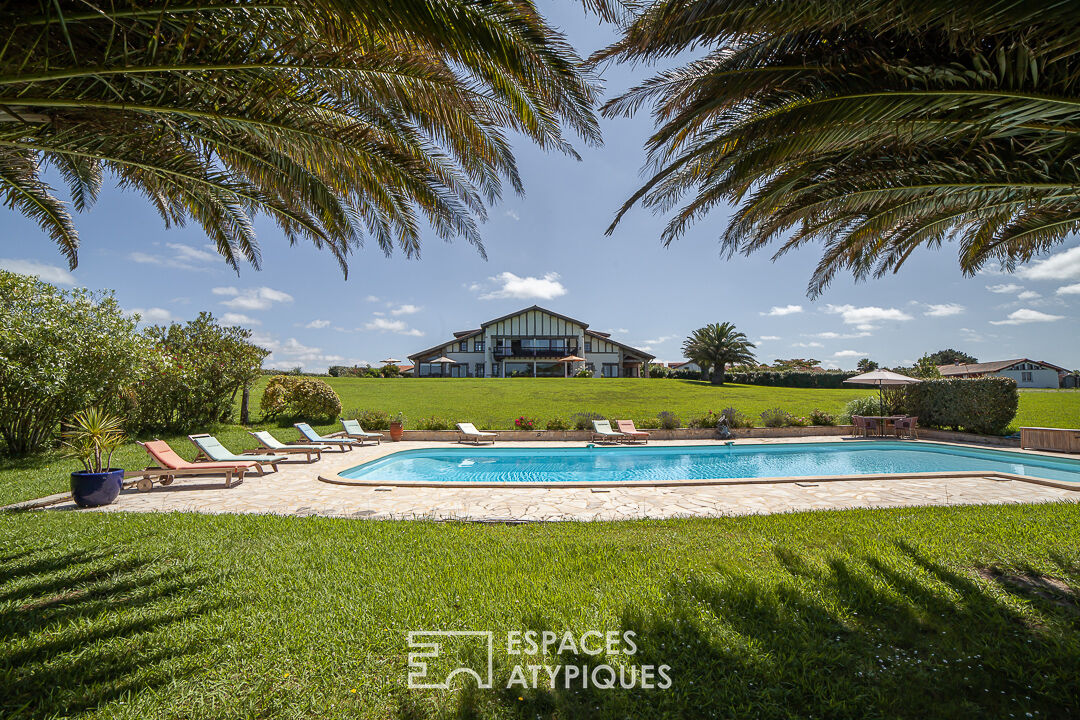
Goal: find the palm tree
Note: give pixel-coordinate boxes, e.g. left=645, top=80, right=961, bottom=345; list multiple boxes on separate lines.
left=1, top=1, right=602, bottom=273
left=682, top=322, right=756, bottom=385
left=596, top=1, right=1080, bottom=296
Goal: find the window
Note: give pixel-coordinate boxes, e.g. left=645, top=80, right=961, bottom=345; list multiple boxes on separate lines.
left=602, top=363, right=619, bottom=378
left=584, top=341, right=592, bottom=353
left=473, top=339, right=485, bottom=352
left=459, top=341, right=468, bottom=352
left=1022, top=371, right=1033, bottom=383
left=475, top=363, right=485, bottom=377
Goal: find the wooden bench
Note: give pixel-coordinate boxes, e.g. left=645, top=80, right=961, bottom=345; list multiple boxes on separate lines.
left=1020, top=427, right=1080, bottom=453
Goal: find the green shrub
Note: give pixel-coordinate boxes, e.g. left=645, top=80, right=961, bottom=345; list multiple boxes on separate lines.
left=657, top=411, right=680, bottom=430
left=721, top=407, right=756, bottom=428
left=514, top=416, right=538, bottom=431
left=349, top=409, right=390, bottom=430
left=572, top=412, right=605, bottom=430
left=380, top=364, right=402, bottom=378
left=635, top=416, right=661, bottom=429
left=760, top=407, right=795, bottom=427
left=544, top=417, right=571, bottom=431
left=809, top=409, right=835, bottom=426
left=905, top=377, right=1018, bottom=434
left=838, top=395, right=887, bottom=424
left=574, top=368, right=594, bottom=378
left=416, top=416, right=452, bottom=431
left=261, top=376, right=341, bottom=420
left=723, top=370, right=858, bottom=388
left=0, top=271, right=144, bottom=455
left=687, top=411, right=722, bottom=429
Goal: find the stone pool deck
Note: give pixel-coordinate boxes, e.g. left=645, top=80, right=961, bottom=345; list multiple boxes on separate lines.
left=40, top=437, right=1079, bottom=521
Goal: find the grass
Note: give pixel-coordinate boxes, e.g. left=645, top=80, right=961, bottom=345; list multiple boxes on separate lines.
left=2, top=379, right=1079, bottom=507
left=1, top=504, right=1078, bottom=718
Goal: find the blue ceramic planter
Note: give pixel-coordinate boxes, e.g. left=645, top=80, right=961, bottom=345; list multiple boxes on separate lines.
left=70, top=469, right=124, bottom=508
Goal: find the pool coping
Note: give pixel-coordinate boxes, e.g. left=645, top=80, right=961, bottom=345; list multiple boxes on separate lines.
left=317, top=439, right=1080, bottom=492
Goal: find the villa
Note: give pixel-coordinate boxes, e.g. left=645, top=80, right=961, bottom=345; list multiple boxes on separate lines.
left=407, top=305, right=655, bottom=378
left=937, top=358, right=1068, bottom=388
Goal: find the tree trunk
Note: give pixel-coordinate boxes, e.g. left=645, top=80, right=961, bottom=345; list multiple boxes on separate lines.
left=240, top=386, right=250, bottom=425
left=710, top=364, right=725, bottom=385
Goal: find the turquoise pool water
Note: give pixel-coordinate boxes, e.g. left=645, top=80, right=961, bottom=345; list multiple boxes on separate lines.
left=338, top=442, right=1080, bottom=485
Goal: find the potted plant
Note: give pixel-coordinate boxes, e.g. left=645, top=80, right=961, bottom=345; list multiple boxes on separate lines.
left=389, top=411, right=406, bottom=441
left=63, top=407, right=127, bottom=508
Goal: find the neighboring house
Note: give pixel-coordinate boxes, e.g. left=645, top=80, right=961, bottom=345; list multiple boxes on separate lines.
left=397, top=364, right=414, bottom=377
left=407, top=305, right=655, bottom=378
left=937, top=359, right=1068, bottom=389
left=668, top=360, right=703, bottom=373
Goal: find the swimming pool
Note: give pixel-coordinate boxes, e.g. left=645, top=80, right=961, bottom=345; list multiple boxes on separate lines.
left=334, top=442, right=1080, bottom=486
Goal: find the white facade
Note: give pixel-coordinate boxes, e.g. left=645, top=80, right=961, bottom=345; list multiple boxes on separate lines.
left=408, top=306, right=654, bottom=378
left=938, top=359, right=1065, bottom=389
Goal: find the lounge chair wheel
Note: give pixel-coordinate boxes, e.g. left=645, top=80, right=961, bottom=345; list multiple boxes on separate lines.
left=159, top=475, right=174, bottom=486
left=136, top=477, right=154, bottom=492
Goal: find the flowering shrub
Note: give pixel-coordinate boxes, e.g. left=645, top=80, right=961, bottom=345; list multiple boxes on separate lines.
left=760, top=408, right=796, bottom=428
left=687, top=411, right=722, bottom=429
left=416, top=416, right=453, bottom=431
left=391, top=411, right=407, bottom=426
left=349, top=409, right=390, bottom=430
left=514, top=416, right=537, bottom=430
left=574, top=368, right=594, bottom=378
left=656, top=411, right=680, bottom=430
left=261, top=376, right=342, bottom=420
left=721, top=408, right=756, bottom=428
left=809, top=409, right=835, bottom=426
left=545, top=417, right=571, bottom=431
left=572, top=412, right=605, bottom=430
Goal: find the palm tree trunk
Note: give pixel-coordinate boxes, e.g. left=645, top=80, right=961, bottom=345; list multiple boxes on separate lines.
left=710, top=364, right=725, bottom=385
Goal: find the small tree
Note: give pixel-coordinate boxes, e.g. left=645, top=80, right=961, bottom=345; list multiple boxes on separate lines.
left=772, top=358, right=822, bottom=372
left=682, top=323, right=757, bottom=385
left=0, top=271, right=143, bottom=456
left=925, top=349, right=977, bottom=366
left=856, top=358, right=879, bottom=372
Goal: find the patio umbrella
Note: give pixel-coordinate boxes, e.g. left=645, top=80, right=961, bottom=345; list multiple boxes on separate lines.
left=429, top=355, right=456, bottom=377
left=380, top=357, right=401, bottom=365
left=843, top=369, right=920, bottom=413
left=556, top=354, right=585, bottom=377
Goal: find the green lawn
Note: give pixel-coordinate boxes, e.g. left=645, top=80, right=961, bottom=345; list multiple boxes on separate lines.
left=2, top=379, right=1079, bottom=507
left=2, top=505, right=1078, bottom=718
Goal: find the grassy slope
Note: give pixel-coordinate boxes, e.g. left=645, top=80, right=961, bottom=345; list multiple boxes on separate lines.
left=1, top=505, right=1078, bottom=719
left=1, top=380, right=1078, bottom=507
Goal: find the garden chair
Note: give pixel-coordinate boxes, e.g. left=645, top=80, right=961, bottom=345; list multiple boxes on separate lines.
left=851, top=416, right=874, bottom=438
left=456, top=422, right=497, bottom=445
left=341, top=419, right=383, bottom=445
left=294, top=423, right=360, bottom=451
left=248, top=431, right=324, bottom=462
left=188, top=433, right=284, bottom=473
left=134, top=439, right=255, bottom=491
left=894, top=416, right=919, bottom=440
left=590, top=420, right=626, bottom=444
left=615, top=420, right=649, bottom=444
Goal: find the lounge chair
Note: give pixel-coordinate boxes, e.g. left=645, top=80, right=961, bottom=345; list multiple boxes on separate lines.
left=189, top=433, right=284, bottom=473
left=590, top=420, right=626, bottom=444
left=615, top=420, right=649, bottom=444
left=294, top=422, right=360, bottom=451
left=341, top=419, right=383, bottom=445
left=249, top=431, right=324, bottom=462
left=134, top=439, right=254, bottom=491
left=456, top=422, right=497, bottom=445
left=894, top=416, right=919, bottom=440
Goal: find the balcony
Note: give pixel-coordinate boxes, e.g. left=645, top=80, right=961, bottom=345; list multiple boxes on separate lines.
left=493, top=343, right=578, bottom=359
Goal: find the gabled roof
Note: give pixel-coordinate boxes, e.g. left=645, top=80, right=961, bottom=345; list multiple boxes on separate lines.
left=480, top=305, right=590, bottom=330
left=585, top=329, right=655, bottom=360
left=938, top=358, right=1067, bottom=375
left=452, top=329, right=481, bottom=338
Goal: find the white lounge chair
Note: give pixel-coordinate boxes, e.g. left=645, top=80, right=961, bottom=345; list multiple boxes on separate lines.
left=590, top=419, right=626, bottom=444
left=456, top=422, right=497, bottom=445
left=189, top=433, right=284, bottom=473
left=249, top=431, right=323, bottom=462
left=294, top=423, right=360, bottom=451
left=341, top=419, right=383, bottom=445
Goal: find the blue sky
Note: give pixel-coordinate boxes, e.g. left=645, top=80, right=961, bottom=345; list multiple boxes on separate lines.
left=3, top=4, right=1079, bottom=371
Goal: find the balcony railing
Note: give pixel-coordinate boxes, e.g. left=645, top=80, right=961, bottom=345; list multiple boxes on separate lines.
left=493, top=344, right=578, bottom=359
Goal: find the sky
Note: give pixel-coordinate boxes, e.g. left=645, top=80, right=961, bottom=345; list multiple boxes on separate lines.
left=2, top=4, right=1079, bottom=372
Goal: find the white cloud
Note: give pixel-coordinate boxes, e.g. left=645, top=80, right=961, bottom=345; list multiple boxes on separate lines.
left=391, top=304, right=422, bottom=316
left=217, top=286, right=293, bottom=311
left=986, top=283, right=1023, bottom=294
left=130, top=243, right=220, bottom=270
left=1056, top=283, right=1080, bottom=296
left=989, top=308, right=1065, bottom=326
left=792, top=341, right=824, bottom=348
left=825, top=304, right=912, bottom=328
left=758, top=335, right=781, bottom=341
left=1018, top=246, right=1080, bottom=281
left=807, top=331, right=872, bottom=340
left=1017, top=290, right=1041, bottom=301
left=762, top=304, right=803, bottom=316
left=255, top=334, right=349, bottom=371
left=364, top=317, right=424, bottom=336
left=127, top=307, right=175, bottom=324
left=221, top=312, right=260, bottom=326
left=834, top=350, right=866, bottom=358
left=638, top=334, right=677, bottom=351
left=0, top=258, right=76, bottom=285
left=473, top=271, right=567, bottom=301
left=924, top=303, right=965, bottom=317
left=365, top=295, right=380, bottom=303
left=504, top=210, right=520, bottom=221
left=306, top=319, right=331, bottom=329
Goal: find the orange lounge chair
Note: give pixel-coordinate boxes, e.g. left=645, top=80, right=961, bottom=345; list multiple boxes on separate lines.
left=134, top=439, right=256, bottom=491
left=615, top=420, right=649, bottom=444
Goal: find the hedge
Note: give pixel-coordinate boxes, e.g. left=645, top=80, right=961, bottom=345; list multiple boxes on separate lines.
left=724, top=371, right=859, bottom=389
left=903, top=377, right=1018, bottom=435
